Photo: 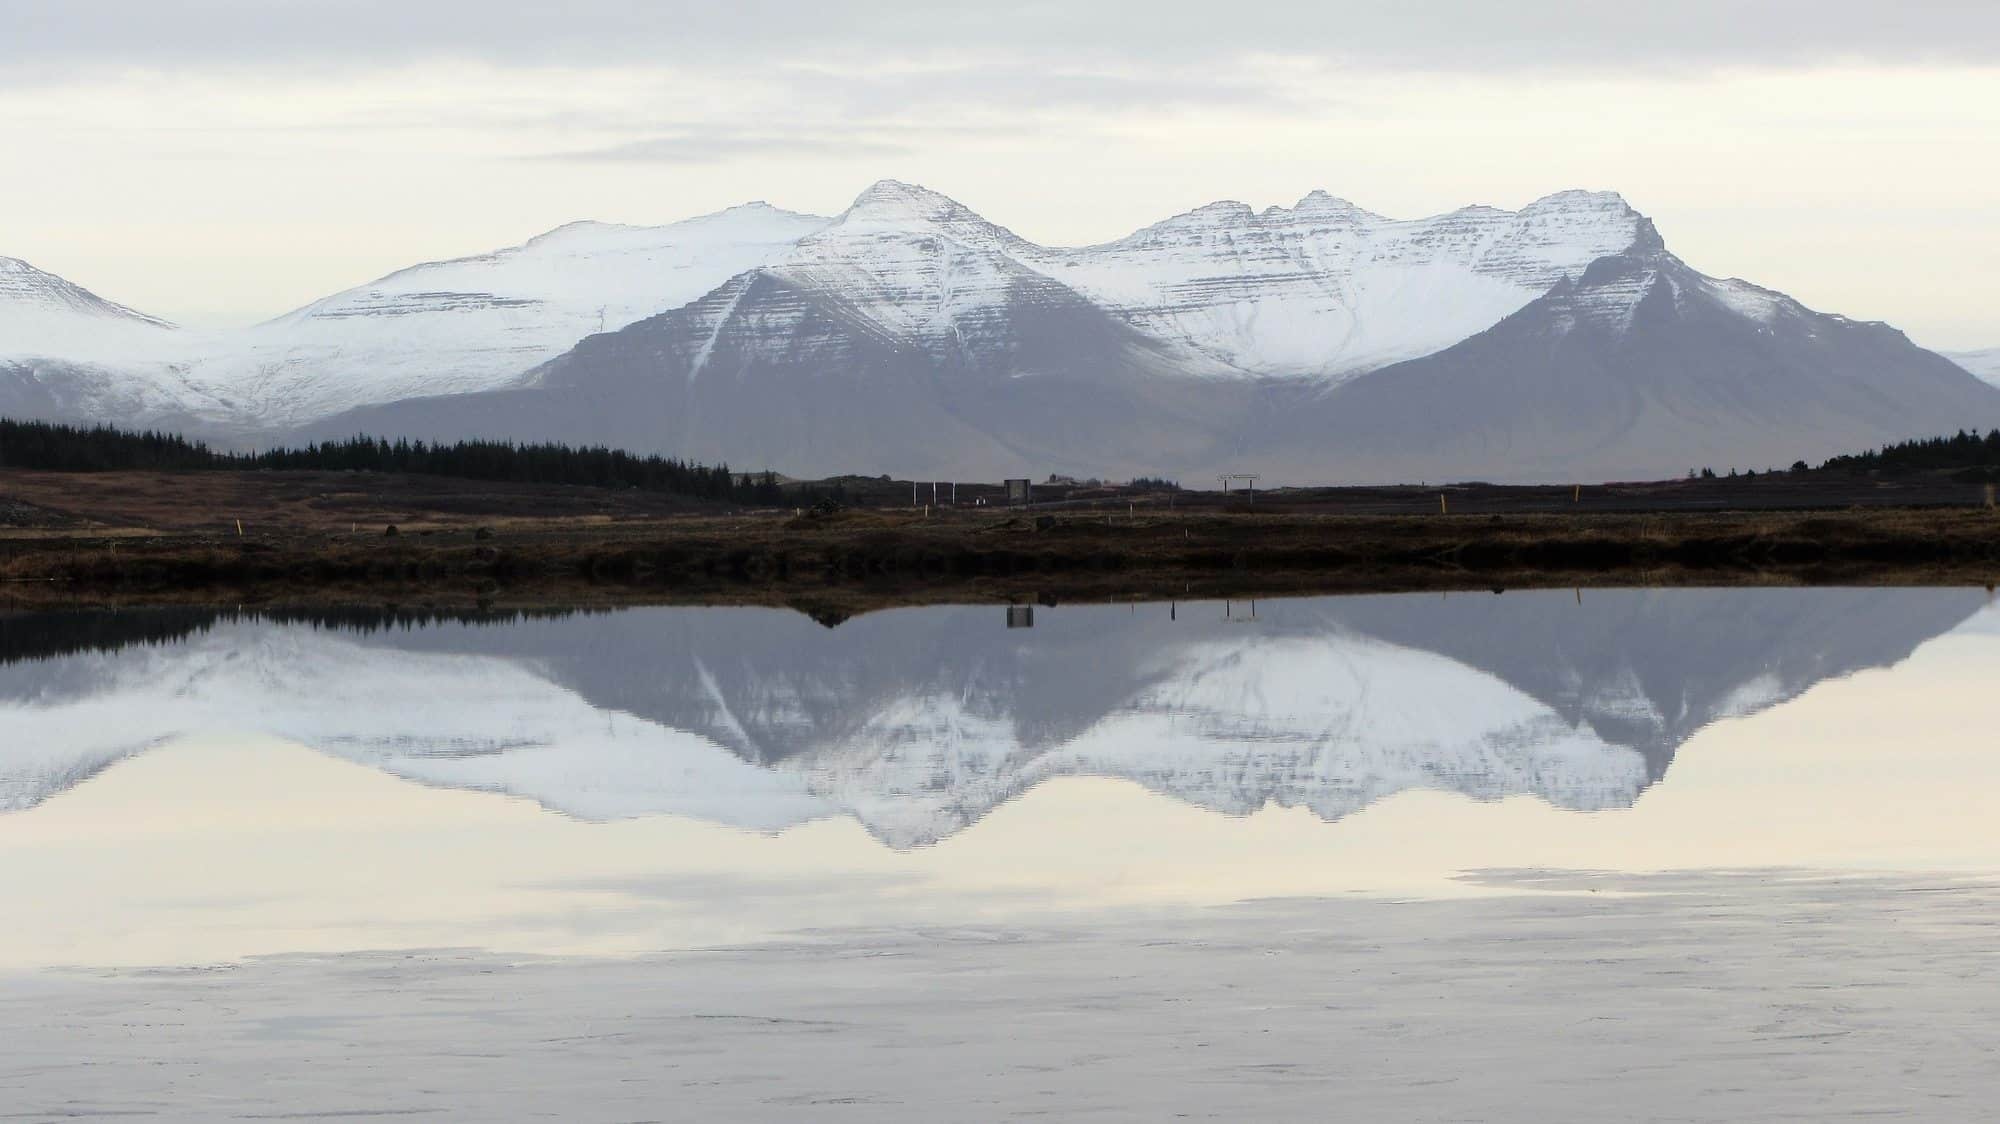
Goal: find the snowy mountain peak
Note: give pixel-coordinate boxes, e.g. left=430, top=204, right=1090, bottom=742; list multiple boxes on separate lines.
left=1518, top=188, right=1641, bottom=222
left=0, top=256, right=174, bottom=331
left=1294, top=188, right=1362, bottom=212
left=843, top=180, right=985, bottom=228
left=848, top=178, right=954, bottom=210
left=826, top=181, right=1032, bottom=255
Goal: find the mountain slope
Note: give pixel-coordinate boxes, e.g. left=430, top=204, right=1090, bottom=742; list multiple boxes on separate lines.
left=1271, top=245, right=2000, bottom=482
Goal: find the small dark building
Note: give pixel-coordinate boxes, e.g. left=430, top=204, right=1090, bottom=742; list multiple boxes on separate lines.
left=1005, top=478, right=1033, bottom=505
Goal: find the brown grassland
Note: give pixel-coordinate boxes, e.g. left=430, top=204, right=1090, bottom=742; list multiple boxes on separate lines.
left=3, top=467, right=1999, bottom=613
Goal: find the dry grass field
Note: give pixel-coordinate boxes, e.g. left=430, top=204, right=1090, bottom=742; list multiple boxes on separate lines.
left=3, top=467, right=1998, bottom=610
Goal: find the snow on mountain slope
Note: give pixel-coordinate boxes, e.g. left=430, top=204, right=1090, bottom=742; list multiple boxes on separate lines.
left=765, top=180, right=1120, bottom=357
left=1947, top=348, right=2000, bottom=389
left=179, top=203, right=832, bottom=427
left=746, top=180, right=1649, bottom=383
left=0, top=255, right=178, bottom=362
left=0, top=256, right=233, bottom=425
left=1026, top=188, right=1650, bottom=381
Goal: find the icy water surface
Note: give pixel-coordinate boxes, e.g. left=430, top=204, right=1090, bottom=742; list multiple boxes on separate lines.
left=4, top=588, right=2000, bottom=1120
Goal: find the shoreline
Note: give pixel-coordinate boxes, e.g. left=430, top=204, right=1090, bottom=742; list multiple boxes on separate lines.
left=5, top=504, right=1999, bottom=612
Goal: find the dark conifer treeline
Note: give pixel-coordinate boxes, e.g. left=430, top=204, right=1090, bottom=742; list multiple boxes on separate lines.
left=1817, top=429, right=2000, bottom=478
left=0, top=418, right=787, bottom=503
left=0, top=419, right=221, bottom=471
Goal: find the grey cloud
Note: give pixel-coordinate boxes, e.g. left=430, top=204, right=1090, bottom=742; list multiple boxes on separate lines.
left=4, top=0, right=1997, bottom=74
left=778, top=61, right=1311, bottom=116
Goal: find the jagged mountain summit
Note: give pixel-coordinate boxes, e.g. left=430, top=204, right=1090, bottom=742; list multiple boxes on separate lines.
left=1025, top=186, right=1650, bottom=381
left=5, top=181, right=1998, bottom=481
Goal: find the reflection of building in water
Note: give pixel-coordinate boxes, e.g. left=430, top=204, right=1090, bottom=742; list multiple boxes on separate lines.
left=1007, top=606, right=1035, bottom=629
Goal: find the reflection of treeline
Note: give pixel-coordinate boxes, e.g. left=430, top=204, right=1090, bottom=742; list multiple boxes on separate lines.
left=0, top=606, right=596, bottom=667
left=0, top=608, right=227, bottom=666
left=1818, top=430, right=2000, bottom=480
left=0, top=418, right=787, bottom=503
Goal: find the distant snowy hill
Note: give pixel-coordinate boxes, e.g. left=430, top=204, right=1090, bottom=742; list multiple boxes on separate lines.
left=0, top=255, right=231, bottom=426
left=0, top=255, right=177, bottom=360
left=193, top=203, right=833, bottom=427
left=6, top=183, right=1998, bottom=480
left=1948, top=348, right=2000, bottom=389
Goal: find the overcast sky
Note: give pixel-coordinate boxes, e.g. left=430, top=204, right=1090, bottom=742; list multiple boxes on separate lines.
left=3, top=0, right=1997, bottom=348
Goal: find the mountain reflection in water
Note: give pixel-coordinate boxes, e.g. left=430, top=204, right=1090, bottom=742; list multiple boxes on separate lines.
left=0, top=589, right=1987, bottom=848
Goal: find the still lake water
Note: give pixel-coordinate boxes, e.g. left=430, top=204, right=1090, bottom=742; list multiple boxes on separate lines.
left=4, top=589, right=2000, bottom=1119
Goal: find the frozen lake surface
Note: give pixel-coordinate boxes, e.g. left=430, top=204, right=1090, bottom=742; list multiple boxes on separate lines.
left=3, top=590, right=1998, bottom=1119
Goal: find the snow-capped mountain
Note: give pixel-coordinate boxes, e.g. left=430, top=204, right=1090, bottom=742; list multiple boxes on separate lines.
left=1949, top=348, right=2000, bottom=389
left=1, top=589, right=1983, bottom=847
left=6, top=182, right=1998, bottom=480
left=1025, top=187, right=1649, bottom=381
left=317, top=184, right=1247, bottom=475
